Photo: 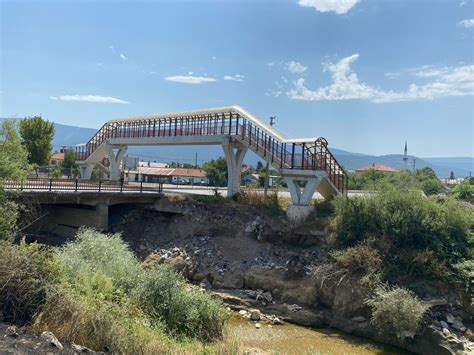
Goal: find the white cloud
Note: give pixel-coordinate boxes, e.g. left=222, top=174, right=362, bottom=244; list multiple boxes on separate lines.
left=298, top=0, right=360, bottom=14
left=120, top=53, right=127, bottom=61
left=459, top=1, right=468, bottom=7
left=286, top=61, right=307, bottom=74
left=109, top=45, right=115, bottom=53
left=458, top=19, right=474, bottom=28
left=266, top=62, right=276, bottom=67
left=287, top=54, right=474, bottom=103
left=165, top=75, right=216, bottom=84
left=49, top=95, right=130, bottom=104
left=223, top=74, right=244, bottom=82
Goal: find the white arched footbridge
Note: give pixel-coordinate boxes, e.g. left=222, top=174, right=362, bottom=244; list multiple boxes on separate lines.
left=75, top=106, right=347, bottom=214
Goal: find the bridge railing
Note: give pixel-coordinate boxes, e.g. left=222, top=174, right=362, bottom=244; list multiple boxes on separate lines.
left=2, top=178, right=163, bottom=193
left=75, top=111, right=346, bottom=193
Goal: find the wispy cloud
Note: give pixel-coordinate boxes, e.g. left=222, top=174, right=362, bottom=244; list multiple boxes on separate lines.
left=287, top=54, right=474, bottom=103
left=109, top=45, right=115, bottom=53
left=459, top=1, right=468, bottom=7
left=120, top=53, right=127, bottom=61
left=286, top=61, right=307, bottom=74
left=165, top=75, right=216, bottom=84
left=50, top=95, right=130, bottom=104
left=458, top=19, right=474, bottom=28
left=298, top=0, right=360, bottom=14
left=223, top=74, right=244, bottom=82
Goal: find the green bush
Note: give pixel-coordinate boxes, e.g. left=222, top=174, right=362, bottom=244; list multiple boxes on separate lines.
left=365, top=284, right=428, bottom=340
left=134, top=265, right=227, bottom=341
left=329, top=243, right=382, bottom=275
left=57, top=227, right=141, bottom=294
left=0, top=189, right=19, bottom=241
left=57, top=228, right=227, bottom=341
left=0, top=242, right=63, bottom=324
left=332, top=189, right=473, bottom=279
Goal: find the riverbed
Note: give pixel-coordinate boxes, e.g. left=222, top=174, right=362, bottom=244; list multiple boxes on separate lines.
left=228, top=317, right=407, bottom=354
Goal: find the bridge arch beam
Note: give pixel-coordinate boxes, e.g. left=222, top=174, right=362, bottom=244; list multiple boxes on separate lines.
left=222, top=138, right=247, bottom=196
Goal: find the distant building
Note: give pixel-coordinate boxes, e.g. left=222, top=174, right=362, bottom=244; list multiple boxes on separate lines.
left=355, top=163, right=399, bottom=174
left=50, top=152, right=64, bottom=166
left=124, top=161, right=208, bottom=185
left=170, top=168, right=209, bottom=185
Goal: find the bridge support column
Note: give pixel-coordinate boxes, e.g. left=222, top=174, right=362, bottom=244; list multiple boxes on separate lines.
left=79, top=164, right=94, bottom=180
left=282, top=169, right=323, bottom=223
left=222, top=138, right=247, bottom=197
left=106, top=144, right=128, bottom=181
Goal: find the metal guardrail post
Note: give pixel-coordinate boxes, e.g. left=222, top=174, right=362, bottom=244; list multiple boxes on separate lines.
left=140, top=181, right=143, bottom=193
left=49, top=178, right=52, bottom=191
left=75, top=178, right=78, bottom=191
left=120, top=179, right=123, bottom=192
left=99, top=179, right=102, bottom=192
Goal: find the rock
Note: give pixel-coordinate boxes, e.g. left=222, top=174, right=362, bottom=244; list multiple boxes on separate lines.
left=442, top=328, right=450, bottom=336
left=451, top=320, right=466, bottom=332
left=446, top=313, right=455, bottom=324
left=351, top=316, right=367, bottom=323
left=4, top=325, right=19, bottom=338
left=40, top=331, right=63, bottom=350
left=255, top=322, right=261, bottom=329
left=139, top=244, right=147, bottom=251
left=200, top=278, right=212, bottom=289
left=238, top=310, right=248, bottom=317
left=212, top=274, right=244, bottom=289
left=440, top=320, right=449, bottom=329
left=270, top=316, right=283, bottom=325
left=250, top=309, right=261, bottom=321
left=261, top=292, right=273, bottom=303
left=72, top=343, right=93, bottom=353
left=426, top=298, right=448, bottom=308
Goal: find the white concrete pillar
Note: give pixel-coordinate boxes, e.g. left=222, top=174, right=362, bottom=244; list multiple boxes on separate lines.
left=283, top=175, right=322, bottom=206
left=105, top=144, right=128, bottom=181
left=222, top=138, right=247, bottom=196
left=79, top=164, right=94, bottom=180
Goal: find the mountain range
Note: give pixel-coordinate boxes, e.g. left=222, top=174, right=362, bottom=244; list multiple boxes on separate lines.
left=4, top=120, right=472, bottom=178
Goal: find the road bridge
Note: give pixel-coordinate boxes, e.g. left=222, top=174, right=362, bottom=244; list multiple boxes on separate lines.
left=75, top=106, right=346, bottom=220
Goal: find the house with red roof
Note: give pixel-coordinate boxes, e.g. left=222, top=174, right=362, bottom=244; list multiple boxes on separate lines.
left=355, top=163, right=399, bottom=174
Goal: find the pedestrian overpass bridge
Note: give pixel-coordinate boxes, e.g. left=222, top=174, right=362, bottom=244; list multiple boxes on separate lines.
left=75, top=106, right=346, bottom=215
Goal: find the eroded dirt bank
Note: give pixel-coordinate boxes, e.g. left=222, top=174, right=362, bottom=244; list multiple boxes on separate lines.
left=107, top=196, right=473, bottom=355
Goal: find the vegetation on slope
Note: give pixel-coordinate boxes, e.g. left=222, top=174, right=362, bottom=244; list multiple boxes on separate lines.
left=0, top=230, right=233, bottom=353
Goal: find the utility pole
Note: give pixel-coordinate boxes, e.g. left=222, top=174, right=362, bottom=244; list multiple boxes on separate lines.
left=195, top=152, right=198, bottom=168
left=264, top=116, right=276, bottom=199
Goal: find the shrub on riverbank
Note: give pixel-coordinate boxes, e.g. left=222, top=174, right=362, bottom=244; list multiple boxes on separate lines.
left=365, top=284, right=428, bottom=340
left=57, top=228, right=227, bottom=342
left=331, top=189, right=473, bottom=280
left=0, top=229, right=231, bottom=353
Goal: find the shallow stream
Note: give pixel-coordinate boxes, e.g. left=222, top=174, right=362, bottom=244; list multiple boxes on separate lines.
left=228, top=317, right=408, bottom=354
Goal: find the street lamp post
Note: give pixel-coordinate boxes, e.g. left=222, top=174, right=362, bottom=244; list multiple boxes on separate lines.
left=263, top=116, right=276, bottom=199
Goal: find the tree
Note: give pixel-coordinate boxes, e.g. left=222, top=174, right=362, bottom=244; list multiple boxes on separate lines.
left=202, top=157, right=228, bottom=187
left=450, top=171, right=455, bottom=180
left=62, top=148, right=76, bottom=169
left=0, top=120, right=31, bottom=181
left=0, top=120, right=31, bottom=241
left=19, top=116, right=55, bottom=166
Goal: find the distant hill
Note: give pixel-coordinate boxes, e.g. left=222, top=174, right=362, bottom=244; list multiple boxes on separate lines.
left=2, top=120, right=471, bottom=178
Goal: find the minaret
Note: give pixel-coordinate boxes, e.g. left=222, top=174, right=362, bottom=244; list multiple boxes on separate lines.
left=403, top=140, right=408, bottom=171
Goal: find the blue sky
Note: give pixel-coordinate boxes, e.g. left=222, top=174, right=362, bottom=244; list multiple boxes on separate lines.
left=1, top=0, right=473, bottom=157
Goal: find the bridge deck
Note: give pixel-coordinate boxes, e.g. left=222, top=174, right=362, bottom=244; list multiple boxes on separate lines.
left=75, top=106, right=347, bottom=194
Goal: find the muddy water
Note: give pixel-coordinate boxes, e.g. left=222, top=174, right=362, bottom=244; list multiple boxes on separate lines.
left=228, top=317, right=407, bottom=355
